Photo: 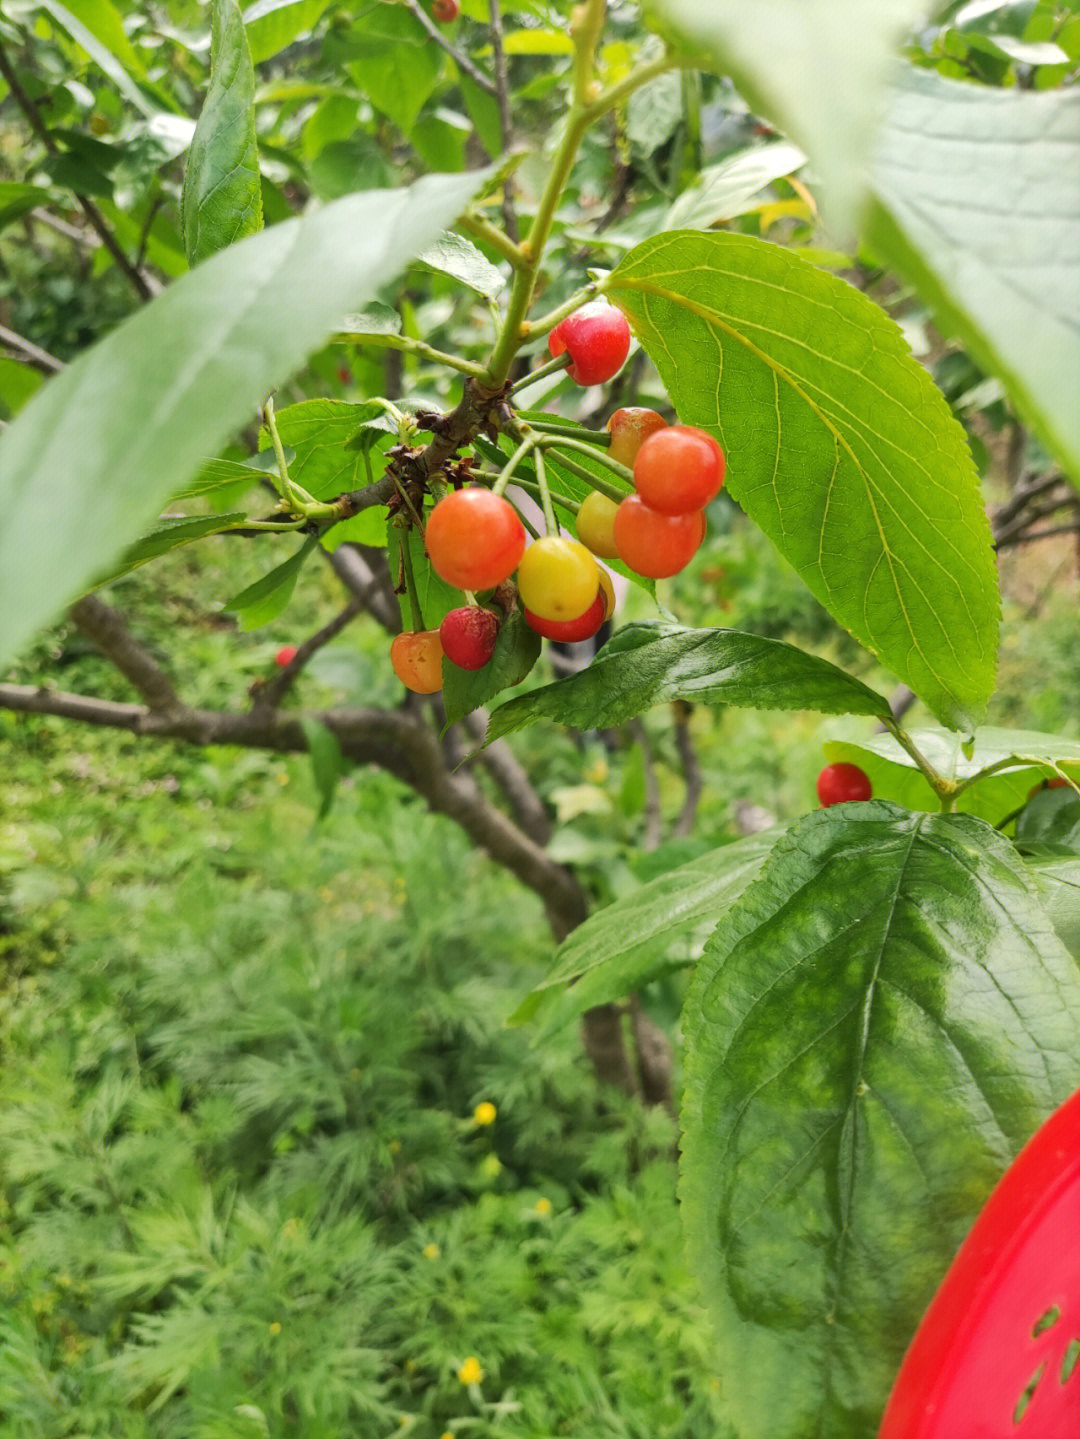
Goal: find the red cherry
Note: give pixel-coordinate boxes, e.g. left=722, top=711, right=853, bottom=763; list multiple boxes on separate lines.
left=633, top=426, right=726, bottom=515
left=612, top=495, right=705, bottom=579
left=548, top=301, right=631, bottom=386
left=1028, top=775, right=1072, bottom=800
left=816, top=763, right=872, bottom=807
left=425, top=488, right=526, bottom=592
left=431, top=0, right=459, bottom=20
left=275, top=645, right=298, bottom=667
left=440, top=606, right=499, bottom=670
left=524, top=588, right=605, bottom=642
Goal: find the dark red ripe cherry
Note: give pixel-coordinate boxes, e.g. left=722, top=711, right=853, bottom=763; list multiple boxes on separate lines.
left=817, top=763, right=872, bottom=807
left=275, top=645, right=298, bottom=667
left=431, top=0, right=459, bottom=20
left=440, top=606, right=499, bottom=670
left=524, top=588, right=605, bottom=642
left=548, top=301, right=631, bottom=386
left=633, top=425, right=726, bottom=514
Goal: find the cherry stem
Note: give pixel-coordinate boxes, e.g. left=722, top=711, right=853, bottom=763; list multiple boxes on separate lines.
left=397, top=523, right=425, bottom=632
left=534, top=447, right=558, bottom=535
left=881, top=718, right=959, bottom=808
left=263, top=396, right=316, bottom=513
left=492, top=433, right=537, bottom=497
left=525, top=283, right=600, bottom=341
left=509, top=351, right=571, bottom=394
left=540, top=434, right=632, bottom=486
left=521, top=417, right=611, bottom=446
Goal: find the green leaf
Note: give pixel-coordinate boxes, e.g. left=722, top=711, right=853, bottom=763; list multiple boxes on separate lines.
left=0, top=165, right=485, bottom=669
left=416, top=231, right=506, bottom=299
left=664, top=141, right=806, bottom=230
left=1025, top=854, right=1080, bottom=960
left=258, top=400, right=391, bottom=501
left=485, top=621, right=891, bottom=743
left=389, top=528, right=461, bottom=633
left=97, top=512, right=250, bottom=584
left=1016, top=785, right=1080, bottom=852
left=37, top=0, right=155, bottom=115
left=608, top=231, right=999, bottom=730
left=681, top=802, right=1080, bottom=1438
left=441, top=607, right=542, bottom=727
left=511, top=829, right=779, bottom=1037
left=0, top=358, right=44, bottom=416
left=0, top=182, right=52, bottom=233
left=649, top=0, right=934, bottom=231
left=300, top=716, right=345, bottom=821
left=174, top=449, right=292, bottom=501
left=502, top=29, right=575, bottom=55
left=344, top=6, right=441, bottom=136
left=340, top=301, right=402, bottom=337
left=243, top=0, right=333, bottom=64
left=182, top=0, right=263, bottom=265
left=826, top=726, right=1080, bottom=825
left=868, top=66, right=1080, bottom=484
left=225, top=535, right=317, bottom=630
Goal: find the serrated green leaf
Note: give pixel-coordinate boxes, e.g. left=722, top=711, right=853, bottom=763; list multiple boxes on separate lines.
left=608, top=230, right=1000, bottom=730
left=243, top=0, right=333, bottom=63
left=1016, top=786, right=1080, bottom=852
left=257, top=399, right=391, bottom=501
left=868, top=66, right=1080, bottom=483
left=174, top=450, right=293, bottom=501
left=343, top=5, right=441, bottom=136
left=512, top=829, right=779, bottom=1038
left=0, top=166, right=486, bottom=669
left=225, top=535, right=317, bottom=630
left=300, top=716, right=344, bottom=821
left=98, top=512, right=249, bottom=583
left=37, top=0, right=155, bottom=115
left=826, top=726, right=1080, bottom=824
left=319, top=507, right=388, bottom=552
left=416, top=231, right=506, bottom=298
left=664, top=141, right=806, bottom=230
left=441, top=607, right=541, bottom=727
left=182, top=0, right=263, bottom=265
left=680, top=802, right=1080, bottom=1438
left=485, top=620, right=891, bottom=743
left=649, top=0, right=934, bottom=231
left=0, top=182, right=52, bottom=233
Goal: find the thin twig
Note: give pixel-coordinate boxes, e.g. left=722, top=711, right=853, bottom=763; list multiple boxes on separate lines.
left=0, top=39, right=156, bottom=302
left=69, top=595, right=185, bottom=715
left=0, top=323, right=64, bottom=374
left=254, top=597, right=364, bottom=710
left=670, top=701, right=703, bottom=838
left=488, top=0, right=518, bottom=240
left=400, top=0, right=497, bottom=94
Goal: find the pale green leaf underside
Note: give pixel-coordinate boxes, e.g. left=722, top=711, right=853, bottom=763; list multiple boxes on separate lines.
left=182, top=0, right=263, bottom=266
left=609, top=231, right=999, bottom=730
left=1025, top=855, right=1080, bottom=962
left=0, top=167, right=485, bottom=669
left=869, top=66, right=1080, bottom=485
left=826, top=725, right=1080, bottom=824
left=648, top=0, right=935, bottom=232
left=680, top=803, right=1080, bottom=1438
left=485, top=621, right=891, bottom=743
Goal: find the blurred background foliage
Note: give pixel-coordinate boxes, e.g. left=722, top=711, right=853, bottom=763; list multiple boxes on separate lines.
left=2, top=0, right=1078, bottom=1432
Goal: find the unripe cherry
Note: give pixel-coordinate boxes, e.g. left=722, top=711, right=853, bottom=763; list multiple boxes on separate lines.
left=391, top=630, right=444, bottom=694
left=440, top=606, right=499, bottom=671
left=613, top=496, right=705, bottom=579
left=576, top=490, right=620, bottom=559
left=607, top=407, right=668, bottom=468
left=517, top=535, right=599, bottom=621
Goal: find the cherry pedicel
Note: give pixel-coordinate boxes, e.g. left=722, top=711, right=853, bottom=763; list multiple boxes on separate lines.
left=440, top=607, right=499, bottom=671
left=548, top=301, right=631, bottom=386
left=816, top=762, right=873, bottom=806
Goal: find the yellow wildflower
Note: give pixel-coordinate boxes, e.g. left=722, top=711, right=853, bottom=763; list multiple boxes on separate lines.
left=422, top=1242, right=441, bottom=1260
left=458, top=1356, right=483, bottom=1385
left=534, top=1197, right=553, bottom=1217
left=473, top=1101, right=497, bottom=1126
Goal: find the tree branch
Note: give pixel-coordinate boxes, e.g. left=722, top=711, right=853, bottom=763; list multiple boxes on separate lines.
left=0, top=38, right=157, bottom=302
left=253, top=597, right=364, bottom=709
left=69, top=594, right=184, bottom=715
left=0, top=323, right=64, bottom=374
left=400, top=0, right=497, bottom=94
left=325, top=543, right=402, bottom=634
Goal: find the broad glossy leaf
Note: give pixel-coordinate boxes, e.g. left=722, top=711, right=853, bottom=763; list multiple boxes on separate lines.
left=681, top=803, right=1080, bottom=1438
left=182, top=0, right=263, bottom=265
left=649, top=0, right=934, bottom=231
left=225, top=535, right=317, bottom=630
left=441, top=607, right=541, bottom=728
left=826, top=726, right=1080, bottom=825
left=485, top=621, right=891, bottom=743
left=0, top=166, right=484, bottom=668
left=258, top=400, right=390, bottom=501
left=512, top=829, right=779, bottom=1038
left=343, top=5, right=441, bottom=137
left=416, top=231, right=506, bottom=299
left=664, top=141, right=807, bottom=231
left=97, top=512, right=249, bottom=583
left=608, top=231, right=999, bottom=730
left=0, top=182, right=51, bottom=233
left=1016, top=785, right=1080, bottom=853
left=868, top=66, right=1080, bottom=483
left=243, top=0, right=333, bottom=63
